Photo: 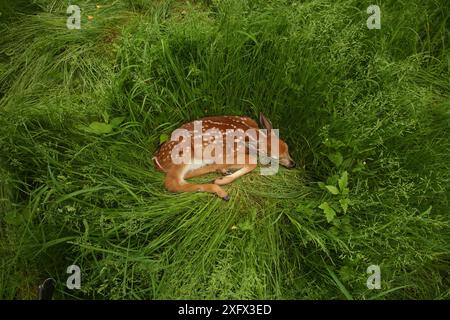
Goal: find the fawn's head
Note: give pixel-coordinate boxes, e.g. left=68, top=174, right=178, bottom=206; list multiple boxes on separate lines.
left=259, top=113, right=295, bottom=168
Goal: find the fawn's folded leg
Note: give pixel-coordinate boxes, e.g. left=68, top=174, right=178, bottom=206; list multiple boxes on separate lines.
left=164, top=165, right=229, bottom=199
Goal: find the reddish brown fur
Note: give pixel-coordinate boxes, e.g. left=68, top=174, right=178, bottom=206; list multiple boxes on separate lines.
left=153, top=114, right=294, bottom=200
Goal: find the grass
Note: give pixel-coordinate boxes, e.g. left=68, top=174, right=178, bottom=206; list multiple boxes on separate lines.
left=0, top=0, right=449, bottom=299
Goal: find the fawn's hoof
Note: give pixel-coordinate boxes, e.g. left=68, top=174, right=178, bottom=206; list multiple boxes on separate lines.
left=222, top=195, right=230, bottom=201
left=223, top=169, right=233, bottom=176
left=217, top=169, right=232, bottom=176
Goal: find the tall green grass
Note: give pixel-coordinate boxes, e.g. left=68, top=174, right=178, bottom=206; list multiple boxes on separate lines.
left=0, top=0, right=449, bottom=299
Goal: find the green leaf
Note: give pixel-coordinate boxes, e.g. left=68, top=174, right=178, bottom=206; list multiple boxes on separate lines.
left=325, top=185, right=340, bottom=195
left=331, top=217, right=341, bottom=227
left=319, top=202, right=336, bottom=223
left=102, top=111, right=109, bottom=124
left=110, top=117, right=125, bottom=128
left=420, top=206, right=432, bottom=216
left=332, top=202, right=342, bottom=213
left=338, top=171, right=348, bottom=191
left=341, top=187, right=349, bottom=196
left=238, top=220, right=253, bottom=231
left=296, top=204, right=315, bottom=215
left=326, top=174, right=339, bottom=185
left=328, top=152, right=343, bottom=167
left=76, top=124, right=92, bottom=133
left=339, top=198, right=350, bottom=213
left=159, top=133, right=169, bottom=144
left=89, top=122, right=113, bottom=134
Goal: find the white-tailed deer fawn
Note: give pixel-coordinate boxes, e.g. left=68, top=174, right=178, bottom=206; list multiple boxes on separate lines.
left=153, top=113, right=295, bottom=200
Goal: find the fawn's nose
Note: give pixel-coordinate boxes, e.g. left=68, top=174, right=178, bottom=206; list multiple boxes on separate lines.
left=287, top=161, right=296, bottom=168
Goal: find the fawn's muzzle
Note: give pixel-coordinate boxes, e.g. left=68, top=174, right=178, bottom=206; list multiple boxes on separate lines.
left=280, top=157, right=296, bottom=168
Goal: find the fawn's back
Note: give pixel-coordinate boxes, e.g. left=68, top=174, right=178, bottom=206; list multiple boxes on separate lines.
left=153, top=115, right=259, bottom=172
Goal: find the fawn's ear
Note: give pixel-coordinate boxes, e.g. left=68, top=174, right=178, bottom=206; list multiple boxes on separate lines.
left=259, top=113, right=273, bottom=130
